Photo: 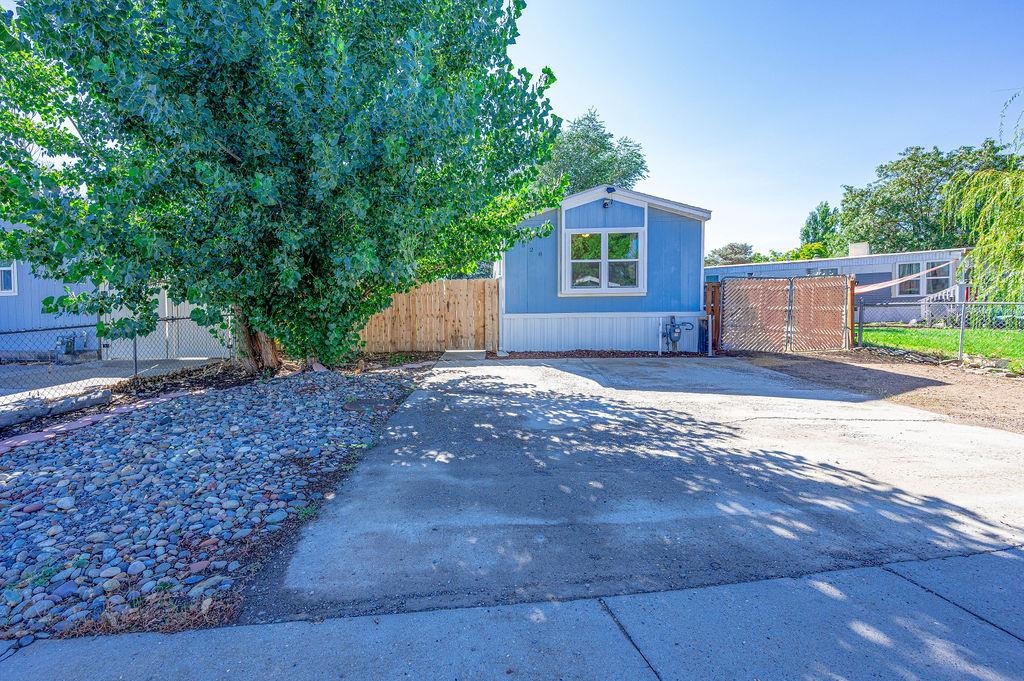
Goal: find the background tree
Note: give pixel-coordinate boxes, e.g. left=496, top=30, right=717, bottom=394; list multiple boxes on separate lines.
left=800, top=200, right=841, bottom=250
left=0, top=0, right=561, bottom=369
left=536, top=108, right=648, bottom=195
left=839, top=141, right=1010, bottom=254
left=705, top=242, right=757, bottom=266
left=767, top=241, right=831, bottom=262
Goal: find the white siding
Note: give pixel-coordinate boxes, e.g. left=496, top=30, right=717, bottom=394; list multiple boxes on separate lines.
left=501, top=312, right=702, bottom=353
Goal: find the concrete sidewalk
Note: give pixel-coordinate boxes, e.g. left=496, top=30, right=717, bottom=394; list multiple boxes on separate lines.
left=3, top=551, right=1023, bottom=680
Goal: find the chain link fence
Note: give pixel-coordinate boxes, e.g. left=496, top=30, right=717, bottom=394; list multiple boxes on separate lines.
left=0, top=318, right=234, bottom=427
left=855, top=301, right=1024, bottom=373
left=719, top=276, right=851, bottom=353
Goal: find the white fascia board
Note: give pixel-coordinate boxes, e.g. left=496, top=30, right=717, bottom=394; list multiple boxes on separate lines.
left=559, top=185, right=712, bottom=222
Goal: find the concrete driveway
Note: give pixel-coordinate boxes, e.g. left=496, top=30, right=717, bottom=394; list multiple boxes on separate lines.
left=267, top=357, right=1024, bottom=618
left=5, top=356, right=1024, bottom=679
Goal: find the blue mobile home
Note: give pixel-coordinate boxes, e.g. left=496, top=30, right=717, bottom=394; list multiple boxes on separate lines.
left=499, top=185, right=711, bottom=352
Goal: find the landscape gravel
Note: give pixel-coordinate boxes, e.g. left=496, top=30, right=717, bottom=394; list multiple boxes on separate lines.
left=0, top=368, right=413, bottom=647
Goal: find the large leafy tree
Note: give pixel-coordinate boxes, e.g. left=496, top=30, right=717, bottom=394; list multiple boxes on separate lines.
left=536, top=108, right=648, bottom=195
left=0, top=0, right=560, bottom=368
left=839, top=141, right=1011, bottom=254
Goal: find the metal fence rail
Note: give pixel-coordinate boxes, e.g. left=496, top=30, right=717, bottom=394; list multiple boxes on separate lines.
left=855, top=301, right=1024, bottom=372
left=0, top=318, right=234, bottom=422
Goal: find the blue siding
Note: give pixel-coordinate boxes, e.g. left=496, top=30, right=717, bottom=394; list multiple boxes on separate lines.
left=854, top=272, right=896, bottom=304
left=564, top=199, right=644, bottom=229
left=504, top=207, right=703, bottom=314
left=0, top=261, right=98, bottom=351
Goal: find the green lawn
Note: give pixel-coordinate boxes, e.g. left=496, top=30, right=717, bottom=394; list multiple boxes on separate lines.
left=861, top=326, right=1024, bottom=372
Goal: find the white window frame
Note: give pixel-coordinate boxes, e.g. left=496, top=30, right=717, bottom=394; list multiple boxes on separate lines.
left=893, top=262, right=922, bottom=297
left=892, top=260, right=955, bottom=298
left=558, top=202, right=648, bottom=297
left=924, top=260, right=953, bottom=295
left=0, top=260, right=16, bottom=296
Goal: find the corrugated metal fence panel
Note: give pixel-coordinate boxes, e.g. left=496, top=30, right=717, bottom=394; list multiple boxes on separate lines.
left=720, top=278, right=790, bottom=352
left=102, top=293, right=232, bottom=360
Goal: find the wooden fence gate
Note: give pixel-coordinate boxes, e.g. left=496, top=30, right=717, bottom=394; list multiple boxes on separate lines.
left=359, top=279, right=499, bottom=353
left=716, top=276, right=854, bottom=353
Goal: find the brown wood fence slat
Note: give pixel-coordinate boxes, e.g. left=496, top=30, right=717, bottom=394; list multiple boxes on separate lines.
left=359, top=279, right=499, bottom=353
left=704, top=282, right=722, bottom=353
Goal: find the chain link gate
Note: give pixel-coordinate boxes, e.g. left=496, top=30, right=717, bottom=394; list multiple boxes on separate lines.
left=719, top=276, right=851, bottom=353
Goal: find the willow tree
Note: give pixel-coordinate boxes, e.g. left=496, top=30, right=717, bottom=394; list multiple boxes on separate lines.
left=944, top=92, right=1024, bottom=301
left=0, top=0, right=561, bottom=368
left=945, top=159, right=1024, bottom=300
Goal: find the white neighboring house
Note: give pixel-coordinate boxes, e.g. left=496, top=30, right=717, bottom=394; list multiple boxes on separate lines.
left=705, top=244, right=970, bottom=322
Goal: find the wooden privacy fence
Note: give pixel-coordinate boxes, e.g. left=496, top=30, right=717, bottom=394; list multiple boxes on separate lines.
left=360, top=279, right=499, bottom=353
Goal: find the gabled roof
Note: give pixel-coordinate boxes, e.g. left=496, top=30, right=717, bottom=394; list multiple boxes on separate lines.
left=560, top=185, right=712, bottom=222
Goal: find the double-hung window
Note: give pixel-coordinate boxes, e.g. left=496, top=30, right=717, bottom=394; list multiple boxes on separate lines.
left=895, top=261, right=954, bottom=297
left=896, top=263, right=921, bottom=296
left=925, top=261, right=952, bottom=294
left=0, top=260, right=15, bottom=296
left=564, top=230, right=645, bottom=294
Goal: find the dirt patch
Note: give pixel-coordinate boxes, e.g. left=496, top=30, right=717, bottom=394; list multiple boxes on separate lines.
left=351, top=351, right=442, bottom=368
left=741, top=350, right=1024, bottom=435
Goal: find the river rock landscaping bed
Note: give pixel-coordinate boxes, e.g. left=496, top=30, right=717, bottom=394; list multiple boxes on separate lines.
left=0, top=368, right=417, bottom=651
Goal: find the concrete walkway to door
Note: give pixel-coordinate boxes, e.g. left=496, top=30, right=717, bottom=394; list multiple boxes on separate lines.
left=4, top=357, right=1024, bottom=679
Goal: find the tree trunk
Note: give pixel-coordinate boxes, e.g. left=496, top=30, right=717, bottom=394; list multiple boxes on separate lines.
left=236, top=312, right=282, bottom=372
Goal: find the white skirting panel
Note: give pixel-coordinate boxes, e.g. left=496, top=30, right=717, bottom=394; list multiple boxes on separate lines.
left=500, top=313, right=704, bottom=353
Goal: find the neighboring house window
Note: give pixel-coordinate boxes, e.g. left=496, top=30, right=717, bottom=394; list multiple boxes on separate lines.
left=897, top=263, right=921, bottom=295
left=894, top=260, right=955, bottom=296
left=806, top=267, right=839, bottom=276
left=705, top=274, right=720, bottom=283
left=925, top=261, right=952, bottom=294
left=0, top=260, right=15, bottom=296
left=562, top=229, right=646, bottom=294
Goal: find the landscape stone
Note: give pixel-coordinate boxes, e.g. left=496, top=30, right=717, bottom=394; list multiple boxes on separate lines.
left=0, top=370, right=411, bottom=641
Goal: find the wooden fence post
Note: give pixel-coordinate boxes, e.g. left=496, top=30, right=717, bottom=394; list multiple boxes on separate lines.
left=847, top=277, right=856, bottom=350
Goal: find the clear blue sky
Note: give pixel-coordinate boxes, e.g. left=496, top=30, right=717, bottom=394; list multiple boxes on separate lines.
left=5, top=0, right=1021, bottom=251
left=510, top=0, right=1024, bottom=251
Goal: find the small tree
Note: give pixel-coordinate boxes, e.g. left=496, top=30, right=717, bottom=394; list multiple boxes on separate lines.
left=537, top=108, right=648, bottom=195
left=1, top=1, right=561, bottom=368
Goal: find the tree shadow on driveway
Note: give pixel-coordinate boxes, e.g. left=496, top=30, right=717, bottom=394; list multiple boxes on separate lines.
left=267, top=368, right=1024, bottom=623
